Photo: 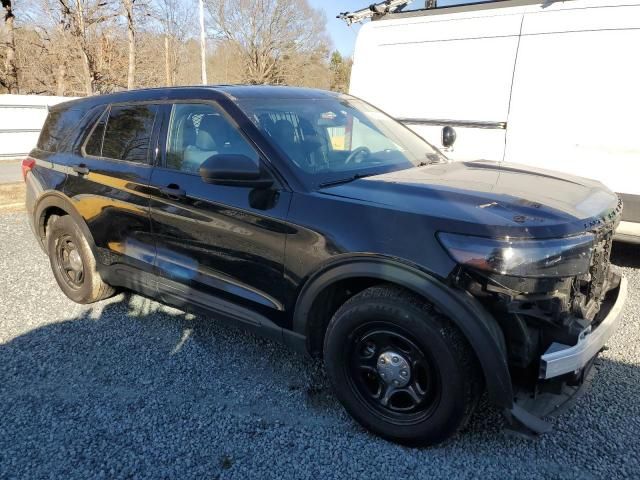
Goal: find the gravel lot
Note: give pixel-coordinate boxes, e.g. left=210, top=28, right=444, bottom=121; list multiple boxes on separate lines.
left=1, top=210, right=639, bottom=479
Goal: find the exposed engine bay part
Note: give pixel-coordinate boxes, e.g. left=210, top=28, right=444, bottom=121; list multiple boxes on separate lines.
left=451, top=225, right=617, bottom=372
left=540, top=276, right=627, bottom=380
left=447, top=222, right=624, bottom=439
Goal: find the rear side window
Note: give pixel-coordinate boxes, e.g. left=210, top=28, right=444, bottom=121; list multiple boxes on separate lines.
left=37, top=108, right=86, bottom=152
left=98, top=104, right=158, bottom=163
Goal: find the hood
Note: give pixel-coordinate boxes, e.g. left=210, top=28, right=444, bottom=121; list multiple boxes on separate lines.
left=318, top=161, right=622, bottom=238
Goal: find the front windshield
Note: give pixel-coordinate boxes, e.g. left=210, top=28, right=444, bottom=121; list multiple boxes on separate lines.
left=236, top=95, right=446, bottom=187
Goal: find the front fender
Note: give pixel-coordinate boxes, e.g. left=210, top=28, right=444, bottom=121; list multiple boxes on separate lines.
left=293, top=256, right=514, bottom=409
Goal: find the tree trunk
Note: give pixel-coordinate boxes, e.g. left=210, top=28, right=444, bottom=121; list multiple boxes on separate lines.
left=80, top=48, right=93, bottom=95
left=56, top=63, right=66, bottom=96
left=164, top=34, right=171, bottom=86
left=123, top=0, right=136, bottom=90
left=2, top=0, right=19, bottom=93
left=198, top=0, right=207, bottom=85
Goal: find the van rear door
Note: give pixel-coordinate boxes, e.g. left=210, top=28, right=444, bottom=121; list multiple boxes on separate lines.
left=349, top=5, right=524, bottom=161
left=504, top=2, right=640, bottom=214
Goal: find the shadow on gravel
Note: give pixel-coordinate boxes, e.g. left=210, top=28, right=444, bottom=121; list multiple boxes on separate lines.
left=1, top=292, right=638, bottom=479
left=0, top=293, right=351, bottom=478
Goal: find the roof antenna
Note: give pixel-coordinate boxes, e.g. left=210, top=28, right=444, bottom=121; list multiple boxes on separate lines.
left=338, top=0, right=413, bottom=26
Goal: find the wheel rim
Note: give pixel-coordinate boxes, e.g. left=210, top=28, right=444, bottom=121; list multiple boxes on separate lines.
left=347, top=322, right=441, bottom=424
left=54, top=234, right=85, bottom=289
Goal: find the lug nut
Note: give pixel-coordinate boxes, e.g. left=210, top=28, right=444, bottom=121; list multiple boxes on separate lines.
left=392, top=356, right=399, bottom=363
left=401, top=370, right=407, bottom=377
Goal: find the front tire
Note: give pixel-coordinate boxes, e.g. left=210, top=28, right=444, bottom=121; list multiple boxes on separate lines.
left=47, top=215, right=115, bottom=304
left=323, top=285, right=482, bottom=446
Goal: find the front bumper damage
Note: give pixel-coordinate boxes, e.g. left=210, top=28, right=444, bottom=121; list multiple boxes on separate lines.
left=506, top=274, right=627, bottom=437
left=540, top=277, right=627, bottom=380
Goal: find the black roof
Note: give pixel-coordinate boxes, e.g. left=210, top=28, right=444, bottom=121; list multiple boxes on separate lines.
left=52, top=85, right=342, bottom=112
left=217, top=85, right=341, bottom=99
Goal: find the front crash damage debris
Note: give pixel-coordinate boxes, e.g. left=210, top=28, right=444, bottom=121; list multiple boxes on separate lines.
left=500, top=275, right=626, bottom=438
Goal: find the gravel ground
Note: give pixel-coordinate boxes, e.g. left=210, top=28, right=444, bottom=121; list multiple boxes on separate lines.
left=0, top=210, right=639, bottom=479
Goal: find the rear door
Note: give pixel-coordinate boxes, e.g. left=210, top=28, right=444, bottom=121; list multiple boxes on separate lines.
left=147, top=101, right=292, bottom=325
left=64, top=103, right=160, bottom=282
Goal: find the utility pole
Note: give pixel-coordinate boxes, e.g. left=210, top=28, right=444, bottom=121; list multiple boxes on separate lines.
left=198, top=0, right=208, bottom=85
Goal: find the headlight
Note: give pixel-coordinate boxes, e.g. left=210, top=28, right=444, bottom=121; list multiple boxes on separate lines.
left=438, top=232, right=595, bottom=278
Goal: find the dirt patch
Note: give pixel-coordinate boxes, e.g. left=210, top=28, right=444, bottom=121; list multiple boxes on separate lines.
left=0, top=182, right=26, bottom=212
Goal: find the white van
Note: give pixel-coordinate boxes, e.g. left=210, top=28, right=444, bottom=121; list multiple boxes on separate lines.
left=349, top=0, right=640, bottom=242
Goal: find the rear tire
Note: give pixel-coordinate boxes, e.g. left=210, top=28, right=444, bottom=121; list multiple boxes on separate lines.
left=323, top=285, right=482, bottom=446
left=47, top=215, right=115, bottom=304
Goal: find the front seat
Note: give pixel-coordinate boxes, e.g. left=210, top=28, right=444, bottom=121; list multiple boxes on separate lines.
left=182, top=115, right=226, bottom=173
left=272, top=119, right=309, bottom=169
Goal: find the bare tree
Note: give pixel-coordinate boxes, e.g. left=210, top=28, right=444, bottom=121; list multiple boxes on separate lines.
left=2, top=0, right=333, bottom=95
left=58, top=0, right=115, bottom=95
left=1, top=0, right=18, bottom=92
left=152, top=0, right=194, bottom=86
left=205, top=0, right=330, bottom=85
left=122, top=0, right=136, bottom=89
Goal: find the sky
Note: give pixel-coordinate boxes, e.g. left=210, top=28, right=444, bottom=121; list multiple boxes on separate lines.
left=311, top=0, right=466, bottom=56
left=309, top=0, right=365, bottom=57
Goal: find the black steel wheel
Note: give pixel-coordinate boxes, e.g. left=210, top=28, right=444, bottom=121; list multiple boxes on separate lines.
left=324, top=285, right=482, bottom=446
left=54, top=234, right=85, bottom=290
left=47, top=215, right=115, bottom=304
left=348, top=324, right=441, bottom=423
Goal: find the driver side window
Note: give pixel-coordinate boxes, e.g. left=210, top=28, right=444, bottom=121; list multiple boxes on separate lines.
left=166, top=103, right=259, bottom=174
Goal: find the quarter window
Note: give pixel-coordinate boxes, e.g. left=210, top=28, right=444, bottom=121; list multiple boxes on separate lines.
left=37, top=108, right=86, bottom=153
left=84, top=109, right=108, bottom=157
left=166, top=103, right=259, bottom=174
left=99, top=104, right=158, bottom=163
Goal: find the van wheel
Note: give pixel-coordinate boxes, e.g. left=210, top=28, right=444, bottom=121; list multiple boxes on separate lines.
left=47, top=215, right=115, bottom=304
left=323, top=285, right=482, bottom=446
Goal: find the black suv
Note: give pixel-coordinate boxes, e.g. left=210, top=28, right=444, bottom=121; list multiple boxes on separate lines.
left=24, top=86, right=626, bottom=446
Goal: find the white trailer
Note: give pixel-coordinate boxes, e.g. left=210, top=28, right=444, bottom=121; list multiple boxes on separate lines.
left=348, top=0, right=640, bottom=242
left=0, top=95, right=76, bottom=161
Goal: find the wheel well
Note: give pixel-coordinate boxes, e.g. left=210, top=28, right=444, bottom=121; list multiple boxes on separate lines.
left=306, top=277, right=388, bottom=357
left=40, top=206, right=68, bottom=240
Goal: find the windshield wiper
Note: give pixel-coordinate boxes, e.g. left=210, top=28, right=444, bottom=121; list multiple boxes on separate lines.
left=417, top=153, right=445, bottom=167
left=317, top=172, right=378, bottom=188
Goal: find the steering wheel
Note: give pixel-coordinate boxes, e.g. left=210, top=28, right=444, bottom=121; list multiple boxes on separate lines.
left=345, top=146, right=371, bottom=165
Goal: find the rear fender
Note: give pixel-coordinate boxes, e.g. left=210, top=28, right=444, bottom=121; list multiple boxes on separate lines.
left=33, top=191, right=98, bottom=257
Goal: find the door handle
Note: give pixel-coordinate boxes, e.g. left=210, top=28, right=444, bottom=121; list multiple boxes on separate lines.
left=159, top=184, right=186, bottom=199
left=72, top=164, right=90, bottom=175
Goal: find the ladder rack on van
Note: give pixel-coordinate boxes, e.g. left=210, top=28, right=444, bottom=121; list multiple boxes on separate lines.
left=338, top=0, right=533, bottom=25
left=337, top=0, right=413, bottom=26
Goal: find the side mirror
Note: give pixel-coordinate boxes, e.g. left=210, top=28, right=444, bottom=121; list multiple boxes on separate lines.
left=199, top=154, right=273, bottom=188
left=442, top=126, right=457, bottom=148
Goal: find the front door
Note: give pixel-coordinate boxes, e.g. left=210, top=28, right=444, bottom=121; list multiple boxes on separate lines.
left=148, top=102, right=292, bottom=327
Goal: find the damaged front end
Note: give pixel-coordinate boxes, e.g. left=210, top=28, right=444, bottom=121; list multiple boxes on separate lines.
left=439, top=222, right=627, bottom=436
